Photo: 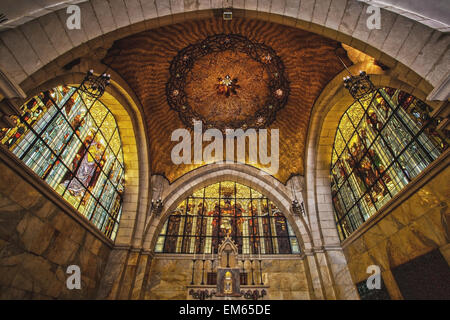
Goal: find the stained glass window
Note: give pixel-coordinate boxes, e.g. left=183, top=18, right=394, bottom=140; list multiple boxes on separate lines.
left=0, top=86, right=124, bottom=240
left=154, top=181, right=300, bottom=255
left=331, top=87, right=448, bottom=240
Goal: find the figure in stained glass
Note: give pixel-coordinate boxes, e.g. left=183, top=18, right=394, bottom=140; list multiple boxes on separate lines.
left=220, top=199, right=234, bottom=237
left=1, top=85, right=124, bottom=240
left=155, top=181, right=300, bottom=255
left=3, top=123, right=25, bottom=148
left=331, top=87, right=448, bottom=240
left=234, top=202, right=244, bottom=236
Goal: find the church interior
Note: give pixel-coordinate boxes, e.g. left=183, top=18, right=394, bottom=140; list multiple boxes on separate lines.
left=0, top=0, right=449, bottom=300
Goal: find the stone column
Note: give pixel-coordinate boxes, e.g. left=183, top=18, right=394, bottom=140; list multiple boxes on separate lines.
left=96, top=247, right=155, bottom=300
left=324, top=247, right=360, bottom=299
left=304, top=251, right=325, bottom=300
left=304, top=247, right=359, bottom=300
left=0, top=69, right=26, bottom=128
left=132, top=251, right=154, bottom=299
left=117, top=249, right=142, bottom=299
left=96, top=247, right=129, bottom=299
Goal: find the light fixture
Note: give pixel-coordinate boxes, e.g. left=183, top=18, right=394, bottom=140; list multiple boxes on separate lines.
left=292, top=199, right=305, bottom=216
left=151, top=198, right=163, bottom=216
left=79, top=69, right=111, bottom=99
left=335, top=48, right=375, bottom=100
left=342, top=70, right=376, bottom=100
left=223, top=11, right=232, bottom=20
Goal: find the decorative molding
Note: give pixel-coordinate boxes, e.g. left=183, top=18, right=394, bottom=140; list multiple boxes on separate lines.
left=304, top=245, right=343, bottom=254
left=427, top=72, right=450, bottom=101
left=141, top=250, right=155, bottom=257
left=113, top=244, right=133, bottom=251
left=154, top=253, right=305, bottom=260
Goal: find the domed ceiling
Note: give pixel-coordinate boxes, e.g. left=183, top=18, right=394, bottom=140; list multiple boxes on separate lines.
left=103, top=18, right=352, bottom=183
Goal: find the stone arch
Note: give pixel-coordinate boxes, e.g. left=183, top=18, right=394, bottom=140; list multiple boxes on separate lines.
left=304, top=59, right=445, bottom=250
left=142, top=163, right=313, bottom=254
left=142, top=163, right=359, bottom=300
left=0, top=1, right=447, bottom=101
left=18, top=64, right=151, bottom=247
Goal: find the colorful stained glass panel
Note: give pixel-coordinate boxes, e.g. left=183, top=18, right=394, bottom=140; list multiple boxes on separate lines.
left=155, top=181, right=300, bottom=255
left=0, top=86, right=124, bottom=240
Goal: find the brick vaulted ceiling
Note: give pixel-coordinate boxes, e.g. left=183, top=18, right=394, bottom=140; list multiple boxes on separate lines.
left=103, top=18, right=352, bottom=183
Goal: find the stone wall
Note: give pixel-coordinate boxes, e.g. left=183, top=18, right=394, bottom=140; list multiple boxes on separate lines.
left=262, top=259, right=311, bottom=299
left=0, top=158, right=112, bottom=299
left=146, top=256, right=311, bottom=300
left=342, top=163, right=450, bottom=299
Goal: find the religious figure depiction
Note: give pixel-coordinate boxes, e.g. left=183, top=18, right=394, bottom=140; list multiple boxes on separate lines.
left=220, top=199, right=234, bottom=236
left=61, top=132, right=105, bottom=200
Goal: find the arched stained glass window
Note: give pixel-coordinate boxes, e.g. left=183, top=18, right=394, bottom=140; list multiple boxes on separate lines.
left=331, top=87, right=448, bottom=240
left=154, top=181, right=300, bottom=255
left=0, top=86, right=124, bottom=240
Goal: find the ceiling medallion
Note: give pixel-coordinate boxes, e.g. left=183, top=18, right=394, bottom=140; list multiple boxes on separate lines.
left=216, top=75, right=240, bottom=97
left=166, top=34, right=290, bottom=131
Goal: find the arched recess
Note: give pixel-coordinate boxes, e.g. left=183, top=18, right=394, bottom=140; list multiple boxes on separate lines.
left=22, top=63, right=151, bottom=248
left=1, top=2, right=445, bottom=102
left=142, top=163, right=313, bottom=254
left=141, top=163, right=360, bottom=300
left=304, top=59, right=445, bottom=251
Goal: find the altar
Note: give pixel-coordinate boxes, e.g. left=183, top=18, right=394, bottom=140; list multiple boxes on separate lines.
left=186, top=236, right=269, bottom=300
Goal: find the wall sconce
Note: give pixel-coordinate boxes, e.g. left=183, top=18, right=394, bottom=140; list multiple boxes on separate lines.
left=151, top=198, right=163, bottom=216
left=292, top=199, right=305, bottom=216
left=79, top=69, right=111, bottom=99
left=343, top=70, right=376, bottom=100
